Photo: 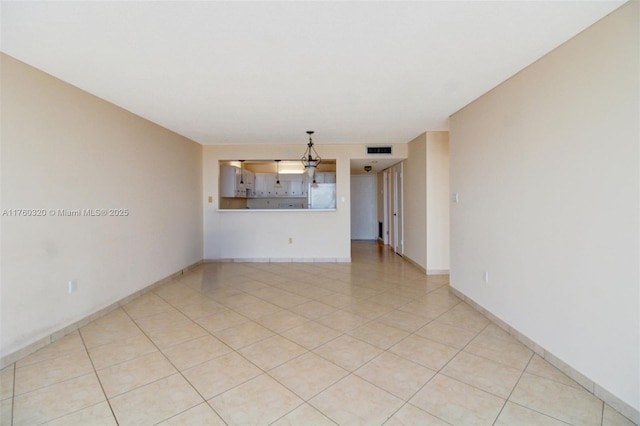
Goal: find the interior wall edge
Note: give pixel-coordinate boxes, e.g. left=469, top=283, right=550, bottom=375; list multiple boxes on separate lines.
left=400, top=254, right=427, bottom=275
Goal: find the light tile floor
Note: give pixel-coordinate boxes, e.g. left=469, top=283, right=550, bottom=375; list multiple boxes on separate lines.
left=0, top=241, right=635, bottom=425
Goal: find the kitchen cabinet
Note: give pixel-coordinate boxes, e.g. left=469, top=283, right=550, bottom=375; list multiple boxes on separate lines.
left=255, top=173, right=278, bottom=197
left=241, top=170, right=254, bottom=197
left=220, top=166, right=239, bottom=197
left=254, top=173, right=308, bottom=198
left=254, top=173, right=269, bottom=197
left=314, top=172, right=336, bottom=184
left=287, top=177, right=303, bottom=197
left=282, top=175, right=308, bottom=197
left=223, top=167, right=325, bottom=200
left=221, top=166, right=254, bottom=198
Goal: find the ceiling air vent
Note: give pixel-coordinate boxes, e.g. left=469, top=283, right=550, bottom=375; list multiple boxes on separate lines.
left=366, top=146, right=392, bottom=155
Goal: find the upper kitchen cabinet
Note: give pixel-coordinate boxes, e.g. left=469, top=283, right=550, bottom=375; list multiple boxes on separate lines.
left=220, top=165, right=240, bottom=197
left=254, top=173, right=274, bottom=197
left=220, top=164, right=254, bottom=198
left=313, top=172, right=336, bottom=184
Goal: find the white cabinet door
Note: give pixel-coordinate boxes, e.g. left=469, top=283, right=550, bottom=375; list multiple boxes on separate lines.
left=264, top=174, right=278, bottom=197
left=235, top=167, right=243, bottom=197
left=221, top=166, right=239, bottom=197
left=273, top=175, right=288, bottom=197
left=288, top=176, right=305, bottom=196
left=243, top=172, right=310, bottom=198
left=254, top=173, right=268, bottom=197
left=275, top=175, right=309, bottom=197
left=243, top=170, right=255, bottom=197
left=221, top=166, right=256, bottom=198
left=315, top=172, right=336, bottom=184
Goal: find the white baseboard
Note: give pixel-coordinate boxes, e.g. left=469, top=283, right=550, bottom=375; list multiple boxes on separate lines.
left=203, top=258, right=351, bottom=263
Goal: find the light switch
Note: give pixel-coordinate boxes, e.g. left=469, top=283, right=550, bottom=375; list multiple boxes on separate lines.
left=452, top=193, right=459, bottom=203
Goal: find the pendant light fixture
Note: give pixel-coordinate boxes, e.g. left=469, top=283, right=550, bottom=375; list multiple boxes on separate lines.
left=301, top=130, right=321, bottom=178
left=239, top=160, right=244, bottom=184
left=274, top=160, right=282, bottom=188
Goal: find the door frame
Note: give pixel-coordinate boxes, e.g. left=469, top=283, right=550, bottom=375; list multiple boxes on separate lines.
left=393, top=163, right=404, bottom=255
left=350, top=174, right=377, bottom=240
left=384, top=164, right=404, bottom=255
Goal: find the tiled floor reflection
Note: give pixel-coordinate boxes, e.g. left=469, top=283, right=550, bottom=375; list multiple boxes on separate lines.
left=0, top=241, right=635, bottom=425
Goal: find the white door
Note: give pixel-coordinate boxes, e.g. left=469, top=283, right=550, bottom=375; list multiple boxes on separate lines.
left=350, top=175, right=377, bottom=240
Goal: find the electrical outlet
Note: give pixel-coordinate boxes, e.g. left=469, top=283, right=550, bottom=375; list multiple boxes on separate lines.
left=288, top=237, right=293, bottom=244
left=68, top=279, right=77, bottom=293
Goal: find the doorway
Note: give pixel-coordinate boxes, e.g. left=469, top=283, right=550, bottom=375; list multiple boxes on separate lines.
left=350, top=175, right=377, bottom=240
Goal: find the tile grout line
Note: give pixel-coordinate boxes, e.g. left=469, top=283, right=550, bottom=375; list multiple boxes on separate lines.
left=117, top=306, right=228, bottom=423
left=212, top=272, right=462, bottom=422
left=392, top=312, right=492, bottom=424
left=258, top=323, right=351, bottom=426
left=371, top=302, right=502, bottom=425
left=490, top=349, right=534, bottom=426
left=139, top=273, right=349, bottom=423
left=421, top=309, right=580, bottom=424
left=200, top=266, right=430, bottom=424
left=489, top=350, right=594, bottom=425
left=230, top=253, right=596, bottom=422
left=77, top=330, right=120, bottom=426
left=9, top=338, right=118, bottom=424
left=10, top=363, right=15, bottom=426
left=299, top=282, right=465, bottom=425
left=502, top=400, right=575, bottom=426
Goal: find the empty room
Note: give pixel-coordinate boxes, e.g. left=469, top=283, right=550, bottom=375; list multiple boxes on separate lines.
left=1, top=1, right=638, bottom=425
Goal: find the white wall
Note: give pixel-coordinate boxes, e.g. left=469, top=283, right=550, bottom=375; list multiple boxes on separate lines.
left=403, top=133, right=428, bottom=269
left=426, top=132, right=450, bottom=273
left=450, top=0, right=638, bottom=417
left=350, top=175, right=377, bottom=240
left=0, top=54, right=203, bottom=360
left=402, top=132, right=450, bottom=273
left=203, top=144, right=408, bottom=261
